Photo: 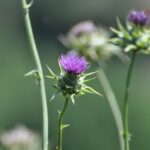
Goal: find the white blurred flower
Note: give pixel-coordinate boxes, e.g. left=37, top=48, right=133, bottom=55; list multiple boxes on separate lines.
left=0, top=125, right=41, bottom=150
left=59, top=21, right=128, bottom=62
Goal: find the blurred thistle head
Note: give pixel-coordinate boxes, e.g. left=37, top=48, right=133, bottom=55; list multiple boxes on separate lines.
left=47, top=51, right=102, bottom=104
left=110, top=10, right=150, bottom=55
left=59, top=21, right=125, bottom=63
left=69, top=21, right=96, bottom=37
left=0, top=125, right=41, bottom=150
left=128, top=10, right=149, bottom=26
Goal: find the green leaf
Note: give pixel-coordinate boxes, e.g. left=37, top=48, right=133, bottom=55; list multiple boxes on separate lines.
left=116, top=18, right=132, bottom=40
left=24, top=69, right=38, bottom=77
left=110, top=27, right=123, bottom=37
left=61, top=124, right=70, bottom=130
left=124, top=45, right=136, bottom=52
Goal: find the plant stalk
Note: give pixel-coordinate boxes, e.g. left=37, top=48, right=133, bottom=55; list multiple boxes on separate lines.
left=96, top=62, right=124, bottom=150
left=58, top=97, right=69, bottom=150
left=123, top=51, right=136, bottom=150
left=21, top=1, right=49, bottom=150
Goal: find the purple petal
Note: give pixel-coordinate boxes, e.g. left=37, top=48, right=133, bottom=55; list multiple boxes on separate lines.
left=59, top=51, right=89, bottom=75
left=128, top=10, right=149, bottom=26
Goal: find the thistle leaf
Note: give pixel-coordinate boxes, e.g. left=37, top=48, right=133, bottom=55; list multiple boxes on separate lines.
left=116, top=18, right=132, bottom=40
left=71, top=95, right=75, bottom=105
left=116, top=18, right=126, bottom=33
left=61, top=124, right=70, bottom=130
left=84, top=85, right=103, bottom=96
left=84, top=71, right=99, bottom=77
left=23, top=0, right=34, bottom=10
left=52, top=84, right=59, bottom=89
left=110, top=27, right=123, bottom=37
left=50, top=90, right=60, bottom=102
left=82, top=88, right=93, bottom=94
left=83, top=77, right=96, bottom=83
left=124, top=45, right=136, bottom=52
left=24, top=69, right=38, bottom=77
left=45, top=75, right=56, bottom=79
left=58, top=59, right=63, bottom=74
left=126, top=21, right=132, bottom=31
left=26, top=0, right=34, bottom=9
left=58, top=110, right=61, bottom=114
left=46, top=65, right=57, bottom=79
left=109, top=38, right=123, bottom=45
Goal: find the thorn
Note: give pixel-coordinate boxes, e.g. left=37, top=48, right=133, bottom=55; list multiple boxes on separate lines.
left=24, top=69, right=38, bottom=77
left=58, top=110, right=61, bottom=114
left=61, top=124, right=70, bottom=130
left=83, top=85, right=103, bottom=96
left=46, top=65, right=57, bottom=79
left=84, top=71, right=99, bottom=77
left=50, top=91, right=60, bottom=102
left=71, top=95, right=75, bottom=105
left=58, top=59, right=63, bottom=74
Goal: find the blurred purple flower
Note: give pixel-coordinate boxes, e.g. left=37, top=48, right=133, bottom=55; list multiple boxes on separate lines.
left=70, top=21, right=96, bottom=36
left=128, top=10, right=149, bottom=26
left=59, top=51, right=88, bottom=75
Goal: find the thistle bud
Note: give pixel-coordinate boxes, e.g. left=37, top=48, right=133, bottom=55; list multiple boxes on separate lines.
left=110, top=10, right=150, bottom=54
left=128, top=10, right=149, bottom=26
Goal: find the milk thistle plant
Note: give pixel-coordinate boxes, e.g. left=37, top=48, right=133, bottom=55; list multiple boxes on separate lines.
left=47, top=51, right=102, bottom=150
left=59, top=21, right=125, bottom=150
left=111, top=10, right=150, bottom=150
left=20, top=0, right=150, bottom=149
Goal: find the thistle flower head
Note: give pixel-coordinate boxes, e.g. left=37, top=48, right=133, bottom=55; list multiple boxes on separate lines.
left=128, top=10, right=149, bottom=26
left=59, top=51, right=88, bottom=75
left=47, top=51, right=102, bottom=103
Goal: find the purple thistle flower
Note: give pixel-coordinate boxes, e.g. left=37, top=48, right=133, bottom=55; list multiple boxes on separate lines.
left=59, top=51, right=89, bottom=75
left=128, top=10, right=149, bottom=26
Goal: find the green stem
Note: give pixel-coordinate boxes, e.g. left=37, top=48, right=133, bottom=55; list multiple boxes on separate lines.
left=58, top=97, right=69, bottom=150
left=96, top=62, right=124, bottom=150
left=123, top=52, right=136, bottom=150
left=21, top=1, right=49, bottom=150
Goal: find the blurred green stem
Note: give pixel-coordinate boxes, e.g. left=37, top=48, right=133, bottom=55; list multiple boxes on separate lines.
left=123, top=52, right=136, bottom=150
left=96, top=62, right=124, bottom=150
left=58, top=97, right=69, bottom=150
left=21, top=1, right=49, bottom=150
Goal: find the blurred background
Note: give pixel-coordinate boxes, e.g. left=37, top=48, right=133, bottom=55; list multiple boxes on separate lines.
left=0, top=0, right=150, bottom=150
